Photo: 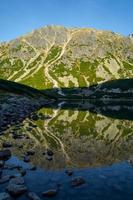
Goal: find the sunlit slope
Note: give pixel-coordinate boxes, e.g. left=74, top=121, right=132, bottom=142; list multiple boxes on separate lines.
left=0, top=26, right=133, bottom=92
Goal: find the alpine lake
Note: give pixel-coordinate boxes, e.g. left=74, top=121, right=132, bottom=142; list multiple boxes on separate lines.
left=0, top=99, right=133, bottom=200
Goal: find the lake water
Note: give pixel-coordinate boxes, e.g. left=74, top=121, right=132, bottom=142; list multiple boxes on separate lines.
left=1, top=100, right=133, bottom=199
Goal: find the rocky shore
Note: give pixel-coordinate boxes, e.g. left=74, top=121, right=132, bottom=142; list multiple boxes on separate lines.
left=0, top=93, right=53, bottom=134
left=0, top=149, right=87, bottom=200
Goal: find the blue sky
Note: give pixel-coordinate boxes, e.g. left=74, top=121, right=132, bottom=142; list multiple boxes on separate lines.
left=0, top=0, right=133, bottom=42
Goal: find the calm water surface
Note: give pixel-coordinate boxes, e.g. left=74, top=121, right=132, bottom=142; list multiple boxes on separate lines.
left=0, top=100, right=133, bottom=199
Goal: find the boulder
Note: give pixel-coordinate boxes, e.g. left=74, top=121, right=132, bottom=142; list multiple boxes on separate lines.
left=6, top=183, right=27, bottom=197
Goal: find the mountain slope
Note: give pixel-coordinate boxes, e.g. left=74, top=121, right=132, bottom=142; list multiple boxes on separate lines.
left=0, top=79, right=52, bottom=98
left=0, top=26, right=133, bottom=94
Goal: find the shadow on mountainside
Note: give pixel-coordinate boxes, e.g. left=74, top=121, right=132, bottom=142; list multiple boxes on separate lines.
left=42, top=78, right=133, bottom=99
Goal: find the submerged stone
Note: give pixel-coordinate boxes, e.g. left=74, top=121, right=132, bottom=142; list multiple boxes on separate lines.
left=6, top=183, right=27, bottom=197
left=71, top=177, right=86, bottom=187
left=42, top=189, right=58, bottom=197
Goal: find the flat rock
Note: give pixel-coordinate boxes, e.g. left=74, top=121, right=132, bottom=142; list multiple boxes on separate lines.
left=71, top=177, right=86, bottom=187
left=0, top=192, right=11, bottom=200
left=42, top=189, right=57, bottom=197
left=6, top=183, right=27, bottom=197
left=27, top=192, right=41, bottom=200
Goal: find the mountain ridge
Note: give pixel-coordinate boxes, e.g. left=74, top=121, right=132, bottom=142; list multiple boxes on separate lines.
left=0, top=25, right=133, bottom=95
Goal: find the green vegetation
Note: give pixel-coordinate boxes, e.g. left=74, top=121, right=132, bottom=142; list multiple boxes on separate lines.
left=0, top=26, right=133, bottom=92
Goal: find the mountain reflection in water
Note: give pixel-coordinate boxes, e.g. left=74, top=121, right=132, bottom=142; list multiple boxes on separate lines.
left=0, top=100, right=133, bottom=170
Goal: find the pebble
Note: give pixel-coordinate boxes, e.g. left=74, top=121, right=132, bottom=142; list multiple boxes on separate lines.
left=42, top=189, right=58, bottom=197
left=71, top=177, right=86, bottom=187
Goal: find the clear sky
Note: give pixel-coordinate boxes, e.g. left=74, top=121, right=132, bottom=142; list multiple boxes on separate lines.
left=0, top=0, right=133, bottom=42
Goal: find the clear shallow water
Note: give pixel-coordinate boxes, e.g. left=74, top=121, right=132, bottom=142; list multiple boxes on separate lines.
left=0, top=100, right=133, bottom=199
left=1, top=157, right=133, bottom=200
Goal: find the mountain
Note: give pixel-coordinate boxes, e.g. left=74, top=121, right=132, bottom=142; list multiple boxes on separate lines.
left=0, top=25, right=133, bottom=96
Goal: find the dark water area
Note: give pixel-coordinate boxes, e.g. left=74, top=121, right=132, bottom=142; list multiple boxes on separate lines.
left=0, top=99, right=133, bottom=199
